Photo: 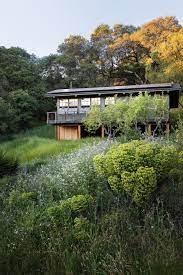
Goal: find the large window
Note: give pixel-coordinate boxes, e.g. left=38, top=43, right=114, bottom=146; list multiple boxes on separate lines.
left=69, top=99, right=78, bottom=107
left=105, top=97, right=115, bottom=105
left=59, top=99, right=69, bottom=107
left=59, top=99, right=78, bottom=108
left=91, top=97, right=100, bottom=105
left=81, top=98, right=91, bottom=107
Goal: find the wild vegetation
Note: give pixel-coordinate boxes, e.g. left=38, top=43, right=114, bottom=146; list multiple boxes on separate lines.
left=0, top=125, right=98, bottom=167
left=0, top=116, right=182, bottom=273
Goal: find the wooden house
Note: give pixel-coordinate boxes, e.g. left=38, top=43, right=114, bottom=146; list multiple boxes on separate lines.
left=46, top=83, right=181, bottom=140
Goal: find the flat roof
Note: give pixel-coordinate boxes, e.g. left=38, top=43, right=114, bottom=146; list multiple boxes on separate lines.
left=46, top=83, right=181, bottom=97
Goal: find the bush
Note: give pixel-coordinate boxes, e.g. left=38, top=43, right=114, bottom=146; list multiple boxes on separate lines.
left=94, top=140, right=182, bottom=205
left=47, top=194, right=94, bottom=225
left=0, top=149, right=18, bottom=177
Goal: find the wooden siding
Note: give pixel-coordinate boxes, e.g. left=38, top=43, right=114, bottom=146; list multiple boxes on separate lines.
left=56, top=125, right=81, bottom=140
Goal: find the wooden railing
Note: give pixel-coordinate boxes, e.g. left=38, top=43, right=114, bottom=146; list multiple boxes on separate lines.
left=47, top=112, right=87, bottom=124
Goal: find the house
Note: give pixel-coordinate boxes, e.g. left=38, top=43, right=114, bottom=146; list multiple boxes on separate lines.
left=46, top=83, right=181, bottom=140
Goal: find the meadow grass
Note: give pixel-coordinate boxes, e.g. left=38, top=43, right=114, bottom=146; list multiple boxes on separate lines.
left=0, top=125, right=100, bottom=165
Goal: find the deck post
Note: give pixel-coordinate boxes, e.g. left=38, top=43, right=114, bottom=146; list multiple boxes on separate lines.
left=101, top=126, right=105, bottom=139
left=78, top=125, right=81, bottom=139
left=56, top=125, right=59, bottom=140
left=148, top=123, right=152, bottom=136
left=100, top=97, right=105, bottom=110
left=78, top=99, right=81, bottom=113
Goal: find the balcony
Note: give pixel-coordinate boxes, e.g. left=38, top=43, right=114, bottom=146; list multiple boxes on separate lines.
left=47, top=112, right=87, bottom=124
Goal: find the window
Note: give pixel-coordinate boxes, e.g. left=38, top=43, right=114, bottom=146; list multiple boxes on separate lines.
left=60, top=99, right=69, bottom=107
left=69, top=99, right=78, bottom=107
left=105, top=97, right=115, bottom=105
left=81, top=98, right=90, bottom=107
left=91, top=97, right=100, bottom=105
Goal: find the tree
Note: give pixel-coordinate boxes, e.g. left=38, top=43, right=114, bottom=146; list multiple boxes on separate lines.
left=91, top=24, right=114, bottom=86
left=157, top=29, right=183, bottom=85
left=84, top=93, right=169, bottom=139
left=133, top=16, right=181, bottom=50
left=0, top=97, right=16, bottom=134
left=126, top=93, right=169, bottom=136
left=57, top=35, right=97, bottom=87
left=84, top=100, right=128, bottom=140
left=110, top=33, right=149, bottom=84
left=7, top=90, right=38, bottom=131
left=38, top=54, right=66, bottom=90
left=113, top=24, right=138, bottom=39
left=0, top=47, right=41, bottom=97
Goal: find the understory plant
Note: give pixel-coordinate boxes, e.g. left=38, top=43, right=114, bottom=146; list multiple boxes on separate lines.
left=94, top=140, right=183, bottom=205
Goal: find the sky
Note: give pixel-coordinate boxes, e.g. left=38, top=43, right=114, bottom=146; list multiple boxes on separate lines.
left=0, top=0, right=182, bottom=57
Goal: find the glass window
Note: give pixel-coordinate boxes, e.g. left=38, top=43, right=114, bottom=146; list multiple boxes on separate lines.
left=69, top=99, right=78, bottom=107
left=60, top=99, right=69, bottom=107
left=81, top=98, right=91, bottom=107
left=91, top=97, right=100, bottom=105
left=105, top=97, right=115, bottom=105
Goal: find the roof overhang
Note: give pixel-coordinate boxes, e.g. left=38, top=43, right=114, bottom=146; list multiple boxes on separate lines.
left=46, top=83, right=181, bottom=98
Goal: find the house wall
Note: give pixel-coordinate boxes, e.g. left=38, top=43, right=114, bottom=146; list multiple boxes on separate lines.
left=56, top=125, right=81, bottom=140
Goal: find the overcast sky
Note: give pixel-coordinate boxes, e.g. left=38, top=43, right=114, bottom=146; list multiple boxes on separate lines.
left=0, top=0, right=182, bottom=57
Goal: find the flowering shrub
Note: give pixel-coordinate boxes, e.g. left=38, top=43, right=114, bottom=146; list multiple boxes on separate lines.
left=94, top=140, right=182, bottom=205
left=16, top=142, right=109, bottom=205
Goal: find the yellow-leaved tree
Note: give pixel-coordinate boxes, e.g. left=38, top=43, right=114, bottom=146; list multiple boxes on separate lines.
left=132, top=16, right=181, bottom=50
left=157, top=29, right=183, bottom=84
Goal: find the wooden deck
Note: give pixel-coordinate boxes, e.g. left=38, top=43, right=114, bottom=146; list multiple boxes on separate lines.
left=47, top=112, right=87, bottom=125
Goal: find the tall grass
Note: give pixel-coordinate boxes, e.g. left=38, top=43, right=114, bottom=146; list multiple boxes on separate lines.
left=0, top=125, right=100, bottom=166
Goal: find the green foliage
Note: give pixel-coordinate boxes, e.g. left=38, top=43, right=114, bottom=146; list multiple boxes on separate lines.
left=84, top=93, right=169, bottom=139
left=7, top=89, right=38, bottom=130
left=0, top=149, right=18, bottom=177
left=8, top=191, right=37, bottom=207
left=94, top=140, right=182, bottom=205
left=0, top=97, right=16, bottom=135
left=122, top=167, right=157, bottom=204
left=0, top=47, right=40, bottom=96
left=47, top=195, right=94, bottom=226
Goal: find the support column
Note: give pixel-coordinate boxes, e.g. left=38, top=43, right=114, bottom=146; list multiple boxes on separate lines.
left=148, top=123, right=152, bottom=136
left=78, top=125, right=81, bottom=139
left=100, top=97, right=105, bottom=110
left=101, top=126, right=105, bottom=139
left=78, top=98, right=81, bottom=113
left=55, top=125, right=57, bottom=140
left=56, top=98, right=60, bottom=113
left=56, top=125, right=60, bottom=140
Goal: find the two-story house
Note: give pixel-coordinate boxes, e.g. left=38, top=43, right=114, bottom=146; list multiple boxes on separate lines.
left=46, top=83, right=181, bottom=140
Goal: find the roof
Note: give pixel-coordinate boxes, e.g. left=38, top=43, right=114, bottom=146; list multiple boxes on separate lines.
left=46, top=83, right=181, bottom=98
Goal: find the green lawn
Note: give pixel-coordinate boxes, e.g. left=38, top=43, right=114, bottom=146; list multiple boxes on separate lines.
left=0, top=125, right=100, bottom=165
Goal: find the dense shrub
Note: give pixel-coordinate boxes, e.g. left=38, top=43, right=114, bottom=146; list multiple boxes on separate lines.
left=47, top=194, right=94, bottom=225
left=94, top=140, right=182, bottom=205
